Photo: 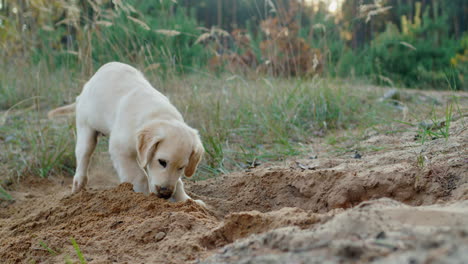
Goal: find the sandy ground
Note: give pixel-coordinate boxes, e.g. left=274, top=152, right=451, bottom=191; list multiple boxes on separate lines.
left=0, top=95, right=467, bottom=263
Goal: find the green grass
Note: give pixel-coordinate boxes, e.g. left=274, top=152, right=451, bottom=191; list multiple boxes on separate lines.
left=0, top=63, right=76, bottom=110
left=0, top=63, right=406, bottom=181
left=0, top=60, right=460, bottom=183
left=418, top=103, right=453, bottom=144
left=0, top=107, right=75, bottom=180
left=163, top=76, right=393, bottom=177
left=0, top=185, right=12, bottom=201
left=39, top=241, right=59, bottom=256
left=37, top=239, right=87, bottom=263
left=2, top=59, right=462, bottom=182
left=395, top=100, right=459, bottom=145
left=70, top=237, right=87, bottom=264
left=0, top=0, right=464, bottom=184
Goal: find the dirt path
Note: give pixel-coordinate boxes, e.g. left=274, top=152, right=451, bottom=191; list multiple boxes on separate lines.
left=1, top=115, right=467, bottom=263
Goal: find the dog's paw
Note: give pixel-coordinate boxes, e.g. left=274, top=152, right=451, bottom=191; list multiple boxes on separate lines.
left=72, top=176, right=87, bottom=193
left=193, top=199, right=206, bottom=207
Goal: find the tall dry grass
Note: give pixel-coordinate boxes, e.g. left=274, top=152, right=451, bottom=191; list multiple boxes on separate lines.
left=0, top=56, right=394, bottom=184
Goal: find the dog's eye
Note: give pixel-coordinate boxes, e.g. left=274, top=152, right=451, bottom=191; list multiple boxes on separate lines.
left=158, top=159, right=167, bottom=168
left=178, top=167, right=184, bottom=171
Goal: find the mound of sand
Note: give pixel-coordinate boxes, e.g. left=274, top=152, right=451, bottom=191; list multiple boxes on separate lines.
left=0, top=112, right=466, bottom=263
left=1, top=183, right=217, bottom=263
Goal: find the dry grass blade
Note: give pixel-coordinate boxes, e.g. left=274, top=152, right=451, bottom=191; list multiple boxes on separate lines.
left=313, top=23, right=326, bottom=32
left=112, top=0, right=124, bottom=10
left=126, top=5, right=137, bottom=14
left=0, top=97, right=43, bottom=126
left=211, top=27, right=230, bottom=37
left=96, top=21, right=113, bottom=27
left=64, top=50, right=80, bottom=56
left=360, top=0, right=392, bottom=23
left=86, top=0, right=101, bottom=13
left=144, top=63, right=161, bottom=72
left=378, top=75, right=395, bottom=87
left=197, top=26, right=210, bottom=32
left=266, top=0, right=277, bottom=13
left=400, top=41, right=417, bottom=50
left=113, top=0, right=132, bottom=14
left=365, top=6, right=392, bottom=23
left=127, top=16, right=150, bottom=30
left=195, top=33, right=212, bottom=44
left=155, top=29, right=181, bottom=37
left=41, top=25, right=54, bottom=31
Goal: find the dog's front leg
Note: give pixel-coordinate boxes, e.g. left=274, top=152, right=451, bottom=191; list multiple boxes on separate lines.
left=172, top=179, right=205, bottom=207
left=110, top=151, right=149, bottom=194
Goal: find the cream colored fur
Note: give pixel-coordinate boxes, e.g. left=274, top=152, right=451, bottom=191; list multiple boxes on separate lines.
left=48, top=62, right=205, bottom=206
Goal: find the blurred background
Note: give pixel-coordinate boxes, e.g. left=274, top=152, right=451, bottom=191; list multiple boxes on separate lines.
left=0, top=0, right=466, bottom=90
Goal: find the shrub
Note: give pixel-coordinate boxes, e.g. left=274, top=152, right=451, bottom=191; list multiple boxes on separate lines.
left=369, top=4, right=460, bottom=89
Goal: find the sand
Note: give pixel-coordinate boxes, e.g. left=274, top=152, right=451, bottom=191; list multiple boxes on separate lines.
left=0, top=109, right=467, bottom=263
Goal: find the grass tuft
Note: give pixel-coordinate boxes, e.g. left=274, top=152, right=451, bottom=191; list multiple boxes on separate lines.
left=70, top=237, right=87, bottom=264
left=39, top=241, right=59, bottom=256
left=0, top=185, right=13, bottom=201
left=0, top=68, right=398, bottom=180
left=163, top=76, right=391, bottom=177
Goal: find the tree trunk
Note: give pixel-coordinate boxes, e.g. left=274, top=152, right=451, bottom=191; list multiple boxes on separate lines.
left=217, top=0, right=222, bottom=27
left=232, top=0, right=237, bottom=29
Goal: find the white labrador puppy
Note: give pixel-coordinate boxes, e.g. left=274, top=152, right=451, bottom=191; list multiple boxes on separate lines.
left=48, top=62, right=205, bottom=206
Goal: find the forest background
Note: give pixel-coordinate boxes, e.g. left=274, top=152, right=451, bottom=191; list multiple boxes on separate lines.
left=1, top=0, right=466, bottom=91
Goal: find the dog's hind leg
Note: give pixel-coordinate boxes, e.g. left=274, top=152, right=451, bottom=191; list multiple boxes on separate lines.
left=72, top=123, right=98, bottom=193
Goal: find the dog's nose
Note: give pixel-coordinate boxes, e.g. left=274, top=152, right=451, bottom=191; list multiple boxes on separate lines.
left=155, top=186, right=173, bottom=199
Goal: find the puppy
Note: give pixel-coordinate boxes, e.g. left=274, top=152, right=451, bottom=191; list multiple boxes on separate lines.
left=48, top=62, right=205, bottom=206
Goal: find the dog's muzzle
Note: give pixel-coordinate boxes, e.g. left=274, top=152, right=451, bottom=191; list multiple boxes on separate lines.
left=155, top=186, right=173, bottom=199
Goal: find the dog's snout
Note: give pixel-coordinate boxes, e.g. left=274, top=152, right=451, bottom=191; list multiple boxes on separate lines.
left=155, top=185, right=173, bottom=199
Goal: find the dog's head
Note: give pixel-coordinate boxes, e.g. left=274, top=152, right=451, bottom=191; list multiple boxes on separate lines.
left=136, top=120, right=204, bottom=199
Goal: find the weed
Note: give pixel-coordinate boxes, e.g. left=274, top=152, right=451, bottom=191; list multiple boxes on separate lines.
left=416, top=153, right=427, bottom=168
left=416, top=102, right=454, bottom=144
left=23, top=120, right=75, bottom=178
left=0, top=107, right=75, bottom=181
left=39, top=241, right=59, bottom=256
left=70, top=237, right=87, bottom=264
left=0, top=185, right=12, bottom=201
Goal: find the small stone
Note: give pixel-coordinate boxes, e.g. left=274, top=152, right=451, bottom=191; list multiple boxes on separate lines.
left=353, top=151, right=362, bottom=159
left=155, top=232, right=166, bottom=242
left=376, top=231, right=386, bottom=239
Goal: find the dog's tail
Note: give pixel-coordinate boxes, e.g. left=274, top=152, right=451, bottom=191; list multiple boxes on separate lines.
left=47, top=102, right=76, bottom=119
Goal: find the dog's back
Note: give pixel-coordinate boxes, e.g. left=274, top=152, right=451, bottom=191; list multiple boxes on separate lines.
left=76, top=62, right=182, bottom=137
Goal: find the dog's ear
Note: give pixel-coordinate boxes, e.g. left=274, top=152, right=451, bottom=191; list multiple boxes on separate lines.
left=185, top=130, right=204, bottom=177
left=136, top=124, right=164, bottom=168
